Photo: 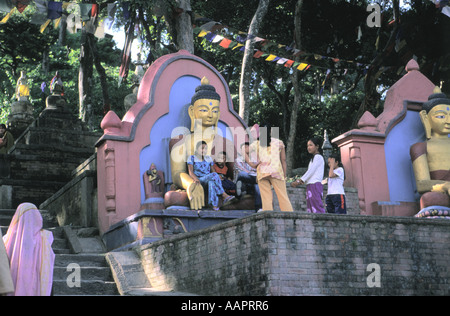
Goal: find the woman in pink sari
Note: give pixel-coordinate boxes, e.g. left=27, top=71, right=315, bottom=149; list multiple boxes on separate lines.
left=2, top=203, right=55, bottom=296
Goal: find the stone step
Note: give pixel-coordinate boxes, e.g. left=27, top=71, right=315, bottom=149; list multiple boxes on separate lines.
left=52, top=279, right=119, bottom=296
left=0, top=210, right=59, bottom=232
left=52, top=237, right=68, bottom=250
left=0, top=209, right=15, bottom=217
left=54, top=254, right=108, bottom=268
left=53, top=266, right=113, bottom=281
left=0, top=215, right=12, bottom=226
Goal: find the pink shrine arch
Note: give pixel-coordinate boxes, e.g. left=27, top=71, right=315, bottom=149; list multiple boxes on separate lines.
left=332, top=60, right=436, bottom=217
left=96, top=50, right=248, bottom=235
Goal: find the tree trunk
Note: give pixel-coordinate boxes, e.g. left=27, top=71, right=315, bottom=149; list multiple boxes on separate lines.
left=174, top=0, right=194, bottom=54
left=58, top=14, right=67, bottom=46
left=42, top=49, right=49, bottom=77
left=87, top=33, right=111, bottom=114
left=239, top=0, right=270, bottom=124
left=285, top=0, right=304, bottom=177
left=79, top=28, right=94, bottom=125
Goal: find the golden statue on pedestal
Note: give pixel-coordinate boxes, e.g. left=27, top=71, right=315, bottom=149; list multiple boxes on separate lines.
left=411, top=87, right=450, bottom=215
left=170, top=77, right=236, bottom=210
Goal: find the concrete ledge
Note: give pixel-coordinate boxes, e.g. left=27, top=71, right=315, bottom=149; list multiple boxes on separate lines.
left=105, top=250, right=197, bottom=296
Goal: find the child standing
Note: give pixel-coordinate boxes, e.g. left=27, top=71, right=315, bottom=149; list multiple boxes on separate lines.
left=187, top=141, right=234, bottom=211
left=292, top=137, right=325, bottom=213
left=326, top=154, right=347, bottom=214
left=213, top=151, right=237, bottom=195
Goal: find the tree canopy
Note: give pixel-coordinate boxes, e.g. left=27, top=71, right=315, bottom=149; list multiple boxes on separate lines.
left=0, top=0, right=448, bottom=169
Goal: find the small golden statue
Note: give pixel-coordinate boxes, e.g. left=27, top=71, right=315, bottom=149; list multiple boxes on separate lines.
left=15, top=71, right=30, bottom=101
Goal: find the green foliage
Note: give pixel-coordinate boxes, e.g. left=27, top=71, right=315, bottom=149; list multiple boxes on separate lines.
left=1, top=0, right=447, bottom=167
left=0, top=10, right=132, bottom=129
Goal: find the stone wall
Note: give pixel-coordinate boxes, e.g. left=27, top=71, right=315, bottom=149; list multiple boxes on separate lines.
left=140, top=212, right=450, bottom=296
left=275, top=185, right=359, bottom=215
left=40, top=154, right=98, bottom=227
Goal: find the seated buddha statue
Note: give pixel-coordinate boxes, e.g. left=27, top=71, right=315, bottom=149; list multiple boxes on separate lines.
left=410, top=87, right=450, bottom=212
left=168, top=77, right=237, bottom=210
left=15, top=71, right=30, bottom=101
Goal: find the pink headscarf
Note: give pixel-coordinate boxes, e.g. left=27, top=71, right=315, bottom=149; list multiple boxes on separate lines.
left=2, top=203, right=55, bottom=296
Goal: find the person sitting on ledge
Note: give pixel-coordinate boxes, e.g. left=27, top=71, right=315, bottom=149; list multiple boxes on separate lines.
left=213, top=151, right=237, bottom=195
left=410, top=87, right=450, bottom=210
left=188, top=141, right=235, bottom=211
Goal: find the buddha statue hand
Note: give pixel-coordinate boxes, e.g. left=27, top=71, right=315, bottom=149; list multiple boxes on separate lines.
left=187, top=181, right=205, bottom=210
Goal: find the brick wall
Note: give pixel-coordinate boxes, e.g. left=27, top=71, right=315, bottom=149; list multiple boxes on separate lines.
left=140, top=212, right=450, bottom=295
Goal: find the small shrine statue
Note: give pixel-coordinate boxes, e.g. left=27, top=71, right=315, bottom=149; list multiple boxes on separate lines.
left=50, top=71, right=64, bottom=96
left=410, top=87, right=450, bottom=217
left=146, top=163, right=163, bottom=193
left=143, top=163, right=165, bottom=205
left=15, top=71, right=30, bottom=101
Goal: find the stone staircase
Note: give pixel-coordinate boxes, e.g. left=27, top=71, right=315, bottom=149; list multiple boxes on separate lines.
left=0, top=105, right=101, bottom=209
left=0, top=209, right=119, bottom=296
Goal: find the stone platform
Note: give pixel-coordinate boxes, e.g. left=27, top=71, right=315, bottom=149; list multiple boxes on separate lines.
left=102, top=209, right=256, bottom=251
left=138, top=212, right=450, bottom=296
left=102, top=185, right=359, bottom=252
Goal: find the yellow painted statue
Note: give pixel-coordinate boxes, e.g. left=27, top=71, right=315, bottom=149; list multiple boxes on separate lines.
left=170, top=77, right=236, bottom=210
left=410, top=87, right=450, bottom=216
left=15, top=71, right=30, bottom=101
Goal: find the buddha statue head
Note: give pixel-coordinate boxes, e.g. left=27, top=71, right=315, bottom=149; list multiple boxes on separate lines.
left=188, top=77, right=220, bottom=133
left=420, top=87, right=450, bottom=140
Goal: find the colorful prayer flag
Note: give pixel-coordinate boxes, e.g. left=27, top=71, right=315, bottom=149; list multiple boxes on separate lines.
left=253, top=50, right=264, bottom=58
left=219, top=38, right=232, bottom=48
left=297, top=63, right=309, bottom=71
left=232, top=43, right=244, bottom=50
left=198, top=30, right=209, bottom=37
left=0, top=7, right=14, bottom=23
left=265, top=54, right=277, bottom=61
left=47, top=1, right=62, bottom=20
left=284, top=60, right=294, bottom=68
left=212, top=35, right=224, bottom=43
left=205, top=32, right=216, bottom=42
left=40, top=19, right=51, bottom=33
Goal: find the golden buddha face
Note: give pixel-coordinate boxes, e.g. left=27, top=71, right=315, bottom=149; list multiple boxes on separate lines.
left=189, top=98, right=220, bottom=132
left=427, top=104, right=450, bottom=137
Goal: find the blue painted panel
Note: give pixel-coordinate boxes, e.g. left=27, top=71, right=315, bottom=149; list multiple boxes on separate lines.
left=384, top=110, right=425, bottom=202
left=139, top=76, right=234, bottom=204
